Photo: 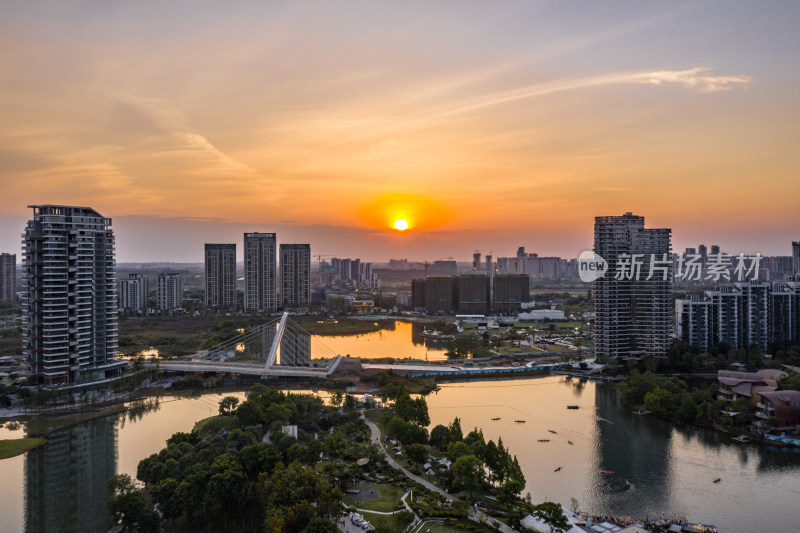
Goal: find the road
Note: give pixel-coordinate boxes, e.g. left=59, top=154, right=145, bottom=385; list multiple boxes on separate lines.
left=361, top=411, right=519, bottom=533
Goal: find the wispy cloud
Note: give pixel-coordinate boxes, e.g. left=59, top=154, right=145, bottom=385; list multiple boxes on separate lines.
left=628, top=68, right=754, bottom=93
left=446, top=68, right=753, bottom=116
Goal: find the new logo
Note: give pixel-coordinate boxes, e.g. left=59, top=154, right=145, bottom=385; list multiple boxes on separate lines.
left=578, top=251, right=607, bottom=282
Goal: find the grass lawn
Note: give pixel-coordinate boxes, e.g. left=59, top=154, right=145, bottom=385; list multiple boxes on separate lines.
left=344, top=483, right=406, bottom=512
left=552, top=321, right=583, bottom=329
left=294, top=316, right=385, bottom=336
left=0, top=438, right=46, bottom=460
left=496, top=346, right=533, bottom=354
left=423, top=520, right=493, bottom=533
left=543, top=344, right=569, bottom=352
left=367, top=512, right=413, bottom=532
left=194, top=414, right=239, bottom=435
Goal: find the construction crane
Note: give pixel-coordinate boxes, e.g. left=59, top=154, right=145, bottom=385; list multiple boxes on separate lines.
left=315, top=255, right=335, bottom=287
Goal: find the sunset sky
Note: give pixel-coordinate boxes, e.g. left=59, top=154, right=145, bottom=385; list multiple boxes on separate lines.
left=1, top=1, right=799, bottom=262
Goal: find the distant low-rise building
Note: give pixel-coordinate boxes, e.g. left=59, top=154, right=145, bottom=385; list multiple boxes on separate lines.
left=717, top=369, right=785, bottom=402
left=350, top=300, right=375, bottom=314
left=517, top=309, right=566, bottom=321
left=757, top=390, right=800, bottom=427
left=428, top=260, right=458, bottom=277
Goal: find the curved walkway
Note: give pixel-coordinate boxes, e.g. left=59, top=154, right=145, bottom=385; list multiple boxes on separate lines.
left=361, top=411, right=518, bottom=533
left=362, top=413, right=455, bottom=501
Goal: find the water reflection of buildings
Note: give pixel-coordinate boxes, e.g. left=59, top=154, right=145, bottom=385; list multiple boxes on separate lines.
left=25, top=415, right=117, bottom=533
left=592, top=383, right=674, bottom=516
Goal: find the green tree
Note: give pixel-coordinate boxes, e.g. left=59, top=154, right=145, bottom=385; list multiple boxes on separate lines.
left=448, top=417, right=463, bottom=442
left=107, top=474, right=162, bottom=533
left=429, top=424, right=451, bottom=450
left=452, top=454, right=484, bottom=495
left=405, top=443, right=428, bottom=465
left=532, top=501, right=570, bottom=533
left=399, top=424, right=429, bottom=445
left=218, top=395, right=240, bottom=416
left=498, top=479, right=524, bottom=504
left=387, top=416, right=410, bottom=439
left=235, top=400, right=264, bottom=426
left=262, top=462, right=342, bottom=532
left=330, top=391, right=343, bottom=408
left=446, top=441, right=472, bottom=462
left=343, top=394, right=357, bottom=410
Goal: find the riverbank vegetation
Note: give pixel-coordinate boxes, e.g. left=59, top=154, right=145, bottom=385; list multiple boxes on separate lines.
left=118, top=315, right=268, bottom=358
left=372, top=382, right=529, bottom=528
left=117, top=385, right=403, bottom=532
left=293, top=315, right=387, bottom=336
left=0, top=437, right=46, bottom=459
left=611, top=339, right=800, bottom=377
left=616, top=371, right=752, bottom=430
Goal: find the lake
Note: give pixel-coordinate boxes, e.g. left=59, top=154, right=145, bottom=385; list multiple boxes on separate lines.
left=426, top=377, right=800, bottom=533
left=311, top=320, right=450, bottom=361
left=2, top=321, right=799, bottom=532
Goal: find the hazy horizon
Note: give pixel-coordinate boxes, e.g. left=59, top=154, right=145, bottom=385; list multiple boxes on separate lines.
left=1, top=210, right=796, bottom=264
left=2, top=2, right=799, bottom=262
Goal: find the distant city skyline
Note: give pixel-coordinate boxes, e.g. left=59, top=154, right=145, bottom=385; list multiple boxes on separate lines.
left=1, top=213, right=797, bottom=264
left=2, top=2, right=799, bottom=262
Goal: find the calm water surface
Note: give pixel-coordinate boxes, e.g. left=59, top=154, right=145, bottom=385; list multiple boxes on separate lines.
left=426, top=377, right=800, bottom=533
left=311, top=320, right=449, bottom=360
left=2, top=324, right=799, bottom=533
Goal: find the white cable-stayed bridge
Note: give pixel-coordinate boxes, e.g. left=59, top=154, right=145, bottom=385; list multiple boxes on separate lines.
left=157, top=313, right=344, bottom=378
left=154, top=312, right=577, bottom=379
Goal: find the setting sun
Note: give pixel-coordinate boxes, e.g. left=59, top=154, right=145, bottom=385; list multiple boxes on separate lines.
left=394, top=219, right=409, bottom=231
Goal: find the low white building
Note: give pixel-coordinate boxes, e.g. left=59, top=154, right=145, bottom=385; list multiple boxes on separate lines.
left=518, top=309, right=566, bottom=321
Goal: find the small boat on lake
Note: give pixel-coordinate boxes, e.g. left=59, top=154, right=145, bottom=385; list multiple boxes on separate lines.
left=713, top=478, right=721, bottom=483
left=600, top=470, right=616, bottom=475
left=491, top=417, right=501, bottom=421
left=732, top=435, right=750, bottom=443
left=633, top=409, right=652, bottom=416
left=554, top=467, right=562, bottom=472
left=567, top=440, right=574, bottom=445
left=567, top=405, right=579, bottom=410
left=538, top=439, right=550, bottom=442
left=548, top=429, right=557, bottom=434
left=515, top=420, right=526, bottom=423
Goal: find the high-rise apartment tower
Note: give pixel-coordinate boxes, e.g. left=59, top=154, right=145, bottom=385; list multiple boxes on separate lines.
left=205, top=244, right=236, bottom=309
left=593, top=212, right=672, bottom=360
left=157, top=273, right=183, bottom=311
left=280, top=244, right=310, bottom=311
left=0, top=253, right=15, bottom=302
left=23, top=205, right=122, bottom=385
